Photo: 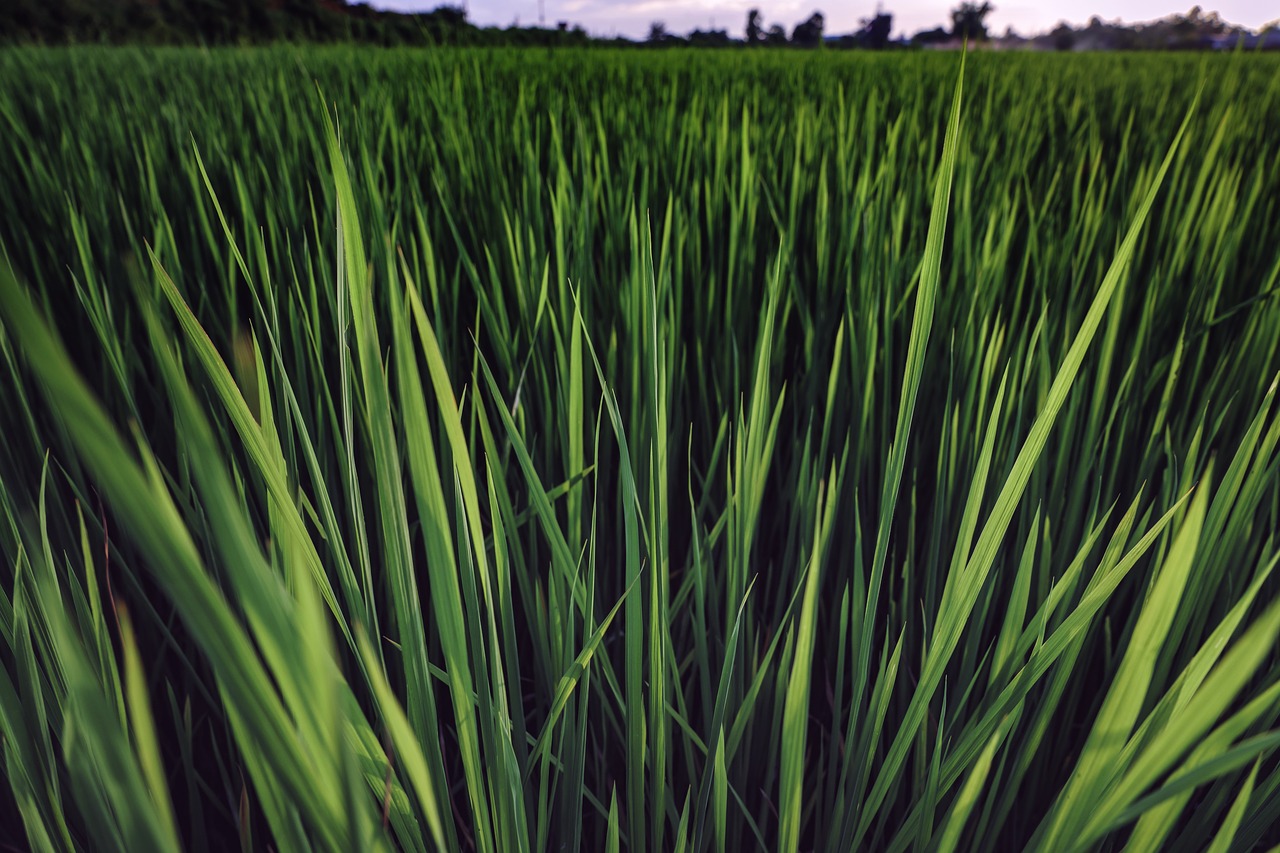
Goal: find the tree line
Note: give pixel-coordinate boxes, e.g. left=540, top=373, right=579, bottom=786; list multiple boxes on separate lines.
left=0, top=0, right=995, bottom=47
left=651, top=3, right=987, bottom=49
left=2, top=0, right=1271, bottom=49
left=0, top=0, right=590, bottom=46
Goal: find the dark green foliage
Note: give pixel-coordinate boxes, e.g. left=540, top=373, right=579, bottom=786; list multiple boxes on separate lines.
left=791, top=12, right=825, bottom=47
left=951, top=2, right=994, bottom=41
left=860, top=13, right=893, bottom=48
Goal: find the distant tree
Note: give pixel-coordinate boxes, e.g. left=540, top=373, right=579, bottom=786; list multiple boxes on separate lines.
left=951, top=2, right=993, bottom=41
left=858, top=12, right=892, bottom=48
left=416, top=5, right=471, bottom=44
left=911, top=26, right=950, bottom=45
left=746, top=8, right=763, bottom=43
left=430, top=6, right=468, bottom=28
left=791, top=11, right=824, bottom=46
left=1050, top=22, right=1075, bottom=50
left=271, top=0, right=343, bottom=41
left=689, top=27, right=731, bottom=46
left=765, top=23, right=788, bottom=44
left=648, top=20, right=667, bottom=42
left=125, top=1, right=172, bottom=42
left=0, top=0, right=52, bottom=42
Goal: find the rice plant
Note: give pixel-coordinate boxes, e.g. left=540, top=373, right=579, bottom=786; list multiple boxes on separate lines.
left=1, top=46, right=1279, bottom=851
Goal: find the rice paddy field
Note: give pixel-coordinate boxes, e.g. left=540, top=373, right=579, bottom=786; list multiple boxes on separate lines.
left=2, top=46, right=1280, bottom=852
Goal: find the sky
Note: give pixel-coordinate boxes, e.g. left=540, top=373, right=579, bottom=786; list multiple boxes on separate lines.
left=371, top=1, right=1278, bottom=41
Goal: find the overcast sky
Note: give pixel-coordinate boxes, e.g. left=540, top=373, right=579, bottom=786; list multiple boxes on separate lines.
left=371, top=1, right=1277, bottom=40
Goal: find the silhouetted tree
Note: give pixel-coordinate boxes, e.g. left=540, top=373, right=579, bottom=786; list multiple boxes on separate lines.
left=765, top=23, right=788, bottom=44
left=911, top=26, right=950, bottom=45
left=951, top=2, right=993, bottom=41
left=792, top=11, right=824, bottom=46
left=746, top=8, right=763, bottom=43
left=1050, top=22, right=1075, bottom=50
left=648, top=20, right=668, bottom=42
left=858, top=12, right=892, bottom=48
left=689, top=27, right=731, bottom=46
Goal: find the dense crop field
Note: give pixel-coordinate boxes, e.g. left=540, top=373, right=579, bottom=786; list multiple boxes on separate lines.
left=2, top=46, right=1280, bottom=852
